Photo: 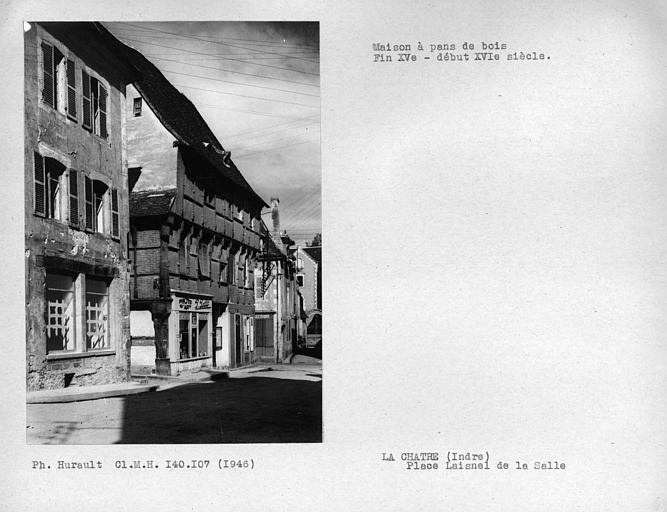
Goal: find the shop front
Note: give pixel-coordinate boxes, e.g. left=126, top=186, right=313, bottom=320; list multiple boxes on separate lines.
left=214, top=303, right=255, bottom=369
left=167, top=292, right=213, bottom=374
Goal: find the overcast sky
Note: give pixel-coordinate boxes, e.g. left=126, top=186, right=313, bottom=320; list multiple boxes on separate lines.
left=104, top=21, right=321, bottom=246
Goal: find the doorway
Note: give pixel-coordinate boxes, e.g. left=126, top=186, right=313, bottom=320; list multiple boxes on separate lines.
left=234, top=314, right=242, bottom=366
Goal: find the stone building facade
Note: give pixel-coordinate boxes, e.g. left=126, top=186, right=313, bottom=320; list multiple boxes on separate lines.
left=24, top=23, right=138, bottom=390
left=121, top=45, right=265, bottom=375
left=254, top=201, right=302, bottom=362
left=296, top=245, right=322, bottom=347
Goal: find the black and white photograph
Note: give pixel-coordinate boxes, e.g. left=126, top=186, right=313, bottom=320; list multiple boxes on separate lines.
left=23, top=21, right=322, bottom=444
left=2, top=0, right=667, bottom=510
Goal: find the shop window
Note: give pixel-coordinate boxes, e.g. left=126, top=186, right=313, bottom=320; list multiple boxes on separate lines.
left=244, top=316, right=253, bottom=351
left=179, top=312, right=209, bottom=359
left=85, top=277, right=109, bottom=350
left=46, top=273, right=75, bottom=352
left=33, top=153, right=67, bottom=220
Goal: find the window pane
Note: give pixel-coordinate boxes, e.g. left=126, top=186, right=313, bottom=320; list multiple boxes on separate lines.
left=198, top=316, right=208, bottom=357
left=86, top=277, right=109, bottom=350
left=46, top=273, right=75, bottom=352
left=179, top=313, right=190, bottom=359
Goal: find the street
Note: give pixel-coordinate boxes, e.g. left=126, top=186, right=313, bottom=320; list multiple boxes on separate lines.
left=27, top=364, right=322, bottom=444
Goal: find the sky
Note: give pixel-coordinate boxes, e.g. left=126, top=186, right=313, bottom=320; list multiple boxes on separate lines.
left=104, top=21, right=321, bottom=247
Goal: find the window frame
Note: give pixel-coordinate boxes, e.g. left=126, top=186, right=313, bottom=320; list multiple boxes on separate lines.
left=81, top=70, right=109, bottom=139
left=45, top=272, right=114, bottom=356
left=40, top=38, right=77, bottom=121
left=178, top=311, right=209, bottom=360
left=45, top=272, right=76, bottom=353
left=84, top=175, right=113, bottom=235
left=133, top=97, right=142, bottom=117
left=34, top=152, right=70, bottom=222
left=85, top=277, right=110, bottom=351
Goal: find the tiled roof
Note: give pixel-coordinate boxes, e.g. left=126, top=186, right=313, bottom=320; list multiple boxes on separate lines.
left=97, top=24, right=267, bottom=209
left=130, top=188, right=176, bottom=218
left=303, top=246, right=321, bottom=264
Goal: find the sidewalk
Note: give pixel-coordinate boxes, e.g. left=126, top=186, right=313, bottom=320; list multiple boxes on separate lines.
left=27, top=362, right=321, bottom=404
left=26, top=381, right=159, bottom=404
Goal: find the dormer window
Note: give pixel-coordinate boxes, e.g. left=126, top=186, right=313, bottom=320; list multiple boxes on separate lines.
left=133, top=97, right=142, bottom=117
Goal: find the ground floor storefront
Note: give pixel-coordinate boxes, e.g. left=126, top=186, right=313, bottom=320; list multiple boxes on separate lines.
left=213, top=303, right=255, bottom=369
left=130, top=294, right=256, bottom=374
left=26, top=254, right=131, bottom=391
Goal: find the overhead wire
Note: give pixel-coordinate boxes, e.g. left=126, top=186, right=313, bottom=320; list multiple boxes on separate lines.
left=221, top=116, right=319, bottom=140
left=111, top=23, right=320, bottom=49
left=115, top=23, right=320, bottom=70
left=145, top=54, right=319, bottom=88
left=195, top=103, right=316, bottom=120
left=108, top=22, right=322, bottom=237
left=235, top=139, right=315, bottom=158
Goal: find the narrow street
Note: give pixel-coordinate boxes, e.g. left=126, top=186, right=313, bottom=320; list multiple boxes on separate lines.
left=26, top=364, right=322, bottom=444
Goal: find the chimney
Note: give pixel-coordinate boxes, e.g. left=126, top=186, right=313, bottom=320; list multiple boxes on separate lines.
left=270, top=197, right=280, bottom=234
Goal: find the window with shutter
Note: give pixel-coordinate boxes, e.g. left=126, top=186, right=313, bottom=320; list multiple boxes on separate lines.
left=254, top=274, right=263, bottom=299
left=198, top=241, right=210, bottom=278
left=41, top=42, right=55, bottom=108
left=98, top=84, right=108, bottom=138
left=34, top=154, right=67, bottom=220
left=227, top=252, right=236, bottom=284
left=84, top=176, right=93, bottom=230
left=82, top=70, right=91, bottom=130
left=69, top=170, right=79, bottom=227
left=66, top=59, right=76, bottom=121
left=94, top=184, right=106, bottom=234
left=91, top=77, right=108, bottom=139
left=111, top=189, right=119, bottom=238
left=34, top=153, right=46, bottom=216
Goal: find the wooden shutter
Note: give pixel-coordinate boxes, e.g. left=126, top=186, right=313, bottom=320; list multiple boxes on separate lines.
left=254, top=274, right=263, bottom=299
left=111, top=188, right=119, bottom=238
left=199, top=241, right=210, bottom=277
left=98, top=84, right=108, bottom=138
left=41, top=42, right=55, bottom=108
left=68, top=170, right=79, bottom=227
left=84, top=176, right=93, bottom=230
left=82, top=70, right=91, bottom=130
left=34, top=153, right=46, bottom=216
left=66, top=59, right=76, bottom=120
left=227, top=252, right=235, bottom=283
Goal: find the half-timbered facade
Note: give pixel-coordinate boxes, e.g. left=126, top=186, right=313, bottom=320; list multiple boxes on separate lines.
left=122, top=45, right=266, bottom=374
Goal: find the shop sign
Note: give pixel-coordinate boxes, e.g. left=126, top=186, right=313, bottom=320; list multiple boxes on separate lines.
left=178, top=297, right=211, bottom=311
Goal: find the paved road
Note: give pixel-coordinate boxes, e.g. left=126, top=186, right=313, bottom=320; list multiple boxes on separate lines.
left=26, top=364, right=322, bottom=444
